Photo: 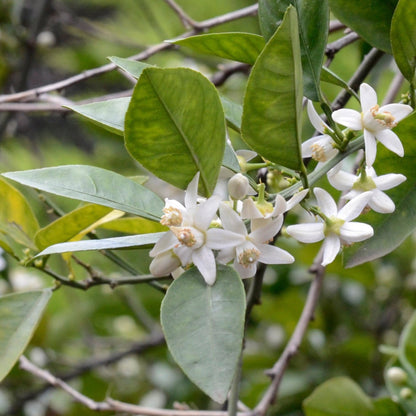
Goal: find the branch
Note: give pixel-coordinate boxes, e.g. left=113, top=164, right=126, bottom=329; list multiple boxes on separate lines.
left=162, top=0, right=198, bottom=29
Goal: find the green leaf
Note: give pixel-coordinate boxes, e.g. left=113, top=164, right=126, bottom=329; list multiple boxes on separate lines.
left=2, top=165, right=164, bottom=222
left=0, top=289, right=52, bottom=382
left=241, top=6, right=303, bottom=170
left=303, top=377, right=374, bottom=416
left=221, top=95, right=242, bottom=132
left=258, top=0, right=291, bottom=41
left=108, top=56, right=152, bottom=79
left=125, top=67, right=226, bottom=196
left=399, top=312, right=416, bottom=381
left=66, top=97, right=130, bottom=136
left=373, top=397, right=405, bottom=416
left=344, top=113, right=416, bottom=267
left=391, top=0, right=416, bottom=82
left=35, top=204, right=114, bottom=250
left=99, top=217, right=167, bottom=234
left=173, top=33, right=265, bottom=65
left=36, top=232, right=165, bottom=256
left=321, top=67, right=360, bottom=101
left=160, top=265, right=245, bottom=403
left=329, top=0, right=398, bottom=53
left=222, top=142, right=241, bottom=173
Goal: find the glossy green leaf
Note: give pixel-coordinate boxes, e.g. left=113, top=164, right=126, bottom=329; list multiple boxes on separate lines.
left=66, top=97, right=130, bottom=136
left=303, top=377, right=374, bottom=416
left=329, top=0, right=398, bottom=53
left=373, top=397, right=405, bottom=416
left=160, top=265, right=245, bottom=403
left=0, top=289, right=52, bottom=382
left=2, top=165, right=164, bottom=222
left=321, top=67, right=360, bottom=101
left=125, top=67, right=226, bottom=196
left=35, top=204, right=114, bottom=250
left=36, top=232, right=165, bottom=256
left=344, top=113, right=416, bottom=267
left=241, top=6, right=303, bottom=170
left=221, top=96, right=242, bottom=132
left=174, top=33, right=265, bottom=65
left=391, top=0, right=416, bottom=82
left=108, top=56, right=152, bottom=79
left=258, top=0, right=291, bottom=41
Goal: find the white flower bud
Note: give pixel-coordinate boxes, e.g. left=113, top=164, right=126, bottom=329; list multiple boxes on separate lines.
left=228, top=173, right=250, bottom=200
left=149, top=251, right=181, bottom=277
left=387, top=367, right=408, bottom=385
left=400, top=387, right=413, bottom=400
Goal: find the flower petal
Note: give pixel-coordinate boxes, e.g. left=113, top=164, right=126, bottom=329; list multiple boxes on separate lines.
left=373, top=173, right=406, bottom=190
left=321, top=233, right=340, bottom=266
left=219, top=203, right=248, bottom=235
left=307, top=101, right=331, bottom=133
left=327, top=169, right=357, bottom=191
left=250, top=217, right=282, bottom=243
left=340, top=222, right=373, bottom=243
left=234, top=259, right=257, bottom=279
left=257, top=243, right=294, bottom=264
left=236, top=149, right=257, bottom=162
left=286, top=223, right=325, bottom=243
left=375, top=129, right=404, bottom=157
left=332, top=109, right=362, bottom=130
left=185, top=172, right=200, bottom=210
left=194, top=195, right=221, bottom=230
left=271, top=194, right=287, bottom=217
left=379, top=103, right=413, bottom=123
left=359, top=83, right=378, bottom=112
left=364, top=129, right=377, bottom=166
left=149, top=251, right=181, bottom=277
left=149, top=231, right=177, bottom=257
left=192, top=246, right=216, bottom=285
left=314, top=187, right=337, bottom=217
left=338, top=191, right=372, bottom=221
left=206, top=228, right=245, bottom=249
left=216, top=247, right=235, bottom=264
left=368, top=189, right=395, bottom=213
left=301, top=136, right=319, bottom=157
left=286, top=189, right=309, bottom=211
left=241, top=198, right=263, bottom=220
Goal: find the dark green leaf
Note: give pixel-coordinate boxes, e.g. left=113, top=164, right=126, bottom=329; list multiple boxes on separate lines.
left=373, top=397, right=405, bottom=416
left=329, top=0, right=398, bottom=53
left=258, top=0, right=291, bottom=41
left=303, top=377, right=374, bottom=416
left=160, top=265, right=245, bottom=403
left=66, top=97, right=130, bottom=136
left=0, top=290, right=52, bottom=382
left=173, top=33, right=265, bottom=65
left=321, top=67, right=360, bottom=101
left=241, top=6, right=303, bottom=170
left=125, top=67, right=226, bottom=196
left=391, top=0, right=416, bottom=82
left=108, top=56, right=152, bottom=79
left=2, top=165, right=164, bottom=222
left=344, top=113, right=416, bottom=267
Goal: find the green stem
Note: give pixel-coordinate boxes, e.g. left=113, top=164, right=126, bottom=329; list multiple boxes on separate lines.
left=228, top=353, right=243, bottom=416
left=410, top=81, right=415, bottom=109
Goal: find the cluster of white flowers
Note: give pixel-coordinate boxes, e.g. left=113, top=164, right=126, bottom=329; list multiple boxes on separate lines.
left=150, top=83, right=412, bottom=284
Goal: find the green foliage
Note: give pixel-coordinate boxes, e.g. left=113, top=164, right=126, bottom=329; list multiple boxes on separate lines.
left=161, top=265, right=245, bottom=403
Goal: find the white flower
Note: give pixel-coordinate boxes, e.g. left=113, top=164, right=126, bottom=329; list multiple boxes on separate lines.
left=328, top=166, right=406, bottom=213
left=149, top=173, right=237, bottom=285
left=286, top=188, right=374, bottom=266
left=302, top=101, right=338, bottom=165
left=228, top=173, right=251, bottom=200
left=332, top=83, right=412, bottom=166
left=216, top=203, right=294, bottom=279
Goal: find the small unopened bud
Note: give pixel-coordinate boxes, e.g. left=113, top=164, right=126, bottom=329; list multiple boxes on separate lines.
left=400, top=387, right=413, bottom=400
left=387, top=367, right=408, bottom=385
left=150, top=251, right=181, bottom=277
left=228, top=173, right=250, bottom=200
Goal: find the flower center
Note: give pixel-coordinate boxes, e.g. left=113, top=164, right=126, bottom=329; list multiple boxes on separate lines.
left=238, top=247, right=260, bottom=267
left=324, top=216, right=345, bottom=236
left=362, top=105, right=397, bottom=132
left=161, top=207, right=183, bottom=227
left=171, top=226, right=205, bottom=248
left=352, top=176, right=376, bottom=192
left=310, top=139, right=336, bottom=162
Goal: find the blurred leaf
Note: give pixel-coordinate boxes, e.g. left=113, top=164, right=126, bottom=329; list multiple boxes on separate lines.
left=0, top=289, right=52, bottom=383
left=344, top=113, right=416, bottom=267
left=36, top=232, right=165, bottom=256
left=174, top=33, right=265, bottom=64
left=125, top=67, right=226, bottom=196
left=108, top=56, right=152, bottom=79
left=3, top=165, right=164, bottom=222
left=160, top=265, right=245, bottom=403
left=258, top=0, right=291, bottom=41
left=398, top=312, right=416, bottom=381
left=321, top=67, right=360, bottom=100
left=35, top=204, right=118, bottom=251
left=373, top=398, right=405, bottom=416
left=241, top=6, right=303, bottom=170
left=328, top=0, right=398, bottom=53
left=391, top=0, right=416, bottom=82
left=99, top=216, right=167, bottom=234
left=303, top=377, right=374, bottom=416
left=66, top=97, right=131, bottom=136
left=221, top=96, right=242, bottom=132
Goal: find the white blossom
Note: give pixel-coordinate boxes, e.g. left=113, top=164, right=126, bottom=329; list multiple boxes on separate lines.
left=286, top=188, right=373, bottom=266
left=332, top=83, right=412, bottom=166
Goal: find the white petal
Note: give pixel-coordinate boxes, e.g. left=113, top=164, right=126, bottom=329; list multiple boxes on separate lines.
left=360, top=83, right=378, bottom=112
left=194, top=195, right=221, bottom=230
left=241, top=198, right=263, bottom=220
left=332, top=109, right=362, bottom=130
left=286, top=189, right=309, bottom=211
left=192, top=246, right=216, bottom=285
left=257, top=243, right=294, bottom=264
left=219, top=203, right=247, bottom=235
left=338, top=191, right=372, bottom=221
left=314, top=188, right=337, bottom=217
left=379, top=103, right=413, bottom=122
left=364, top=129, right=377, bottom=167
left=286, top=223, right=325, bottom=243
left=234, top=259, right=257, bottom=279
left=250, top=217, right=282, bottom=243
left=302, top=136, right=319, bottom=157
left=327, top=169, right=356, bottom=191
left=206, top=228, right=245, bottom=249
left=185, top=172, right=200, bottom=209
left=236, top=149, right=257, bottom=162
left=375, top=129, right=404, bottom=157
left=271, top=194, right=287, bottom=217
left=175, top=245, right=192, bottom=265
left=149, top=251, right=181, bottom=276
left=340, top=222, right=373, bottom=243
left=374, top=173, right=406, bottom=190
left=217, top=247, right=235, bottom=264
left=321, top=234, right=340, bottom=266
left=149, top=231, right=177, bottom=256
left=368, top=189, right=395, bottom=213
left=307, top=101, right=330, bottom=133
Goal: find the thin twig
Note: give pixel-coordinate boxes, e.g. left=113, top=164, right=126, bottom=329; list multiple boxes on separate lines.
left=382, top=72, right=405, bottom=105
left=325, top=32, right=360, bottom=60
left=162, top=0, right=198, bottom=29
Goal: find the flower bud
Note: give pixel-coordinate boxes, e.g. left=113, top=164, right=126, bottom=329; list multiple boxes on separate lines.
left=149, top=251, right=181, bottom=277
left=400, top=387, right=413, bottom=400
left=228, top=173, right=250, bottom=200
left=387, top=367, right=408, bottom=385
